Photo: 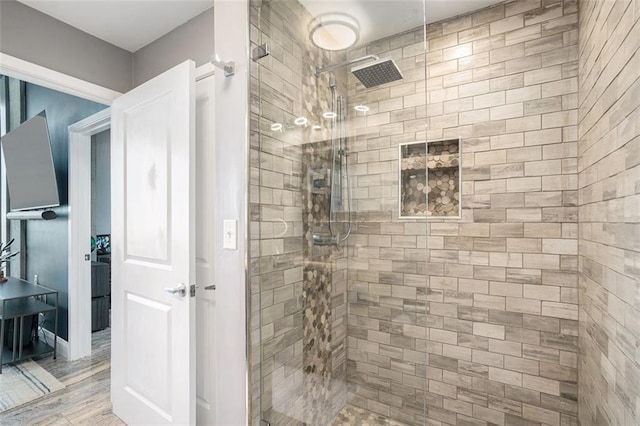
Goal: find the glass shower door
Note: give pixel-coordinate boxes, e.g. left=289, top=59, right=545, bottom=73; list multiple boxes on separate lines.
left=250, top=1, right=428, bottom=424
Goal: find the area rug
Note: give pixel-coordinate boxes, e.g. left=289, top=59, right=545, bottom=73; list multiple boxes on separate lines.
left=0, top=360, right=65, bottom=413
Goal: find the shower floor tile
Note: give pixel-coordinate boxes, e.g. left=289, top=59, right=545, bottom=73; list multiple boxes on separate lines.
left=330, top=404, right=408, bottom=426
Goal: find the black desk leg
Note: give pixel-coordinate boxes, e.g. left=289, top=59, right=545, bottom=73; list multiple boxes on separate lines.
left=54, top=293, right=58, bottom=360
left=0, top=302, right=4, bottom=374
left=19, top=316, right=24, bottom=360
left=11, top=318, right=17, bottom=362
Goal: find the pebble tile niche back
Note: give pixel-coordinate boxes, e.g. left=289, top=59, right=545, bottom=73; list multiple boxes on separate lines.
left=399, top=138, right=461, bottom=219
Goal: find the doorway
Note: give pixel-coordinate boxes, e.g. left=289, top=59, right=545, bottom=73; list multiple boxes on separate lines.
left=90, top=129, right=111, bottom=336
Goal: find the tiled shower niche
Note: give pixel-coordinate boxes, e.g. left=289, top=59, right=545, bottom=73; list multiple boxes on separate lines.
left=399, top=138, right=460, bottom=219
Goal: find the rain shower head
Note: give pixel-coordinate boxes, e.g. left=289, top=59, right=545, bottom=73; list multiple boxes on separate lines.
left=351, top=58, right=403, bottom=88
left=315, top=55, right=403, bottom=88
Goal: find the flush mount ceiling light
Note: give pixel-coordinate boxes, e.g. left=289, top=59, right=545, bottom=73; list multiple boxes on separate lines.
left=322, top=111, right=338, bottom=119
left=310, top=13, right=360, bottom=51
left=354, top=104, right=370, bottom=112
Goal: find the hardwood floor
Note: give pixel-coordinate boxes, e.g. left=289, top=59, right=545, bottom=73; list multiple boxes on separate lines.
left=0, top=329, right=124, bottom=425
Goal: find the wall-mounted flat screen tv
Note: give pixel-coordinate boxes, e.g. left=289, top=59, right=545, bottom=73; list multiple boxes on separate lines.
left=1, top=111, right=60, bottom=211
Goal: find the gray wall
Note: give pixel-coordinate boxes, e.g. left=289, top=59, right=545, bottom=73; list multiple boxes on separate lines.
left=133, top=7, right=214, bottom=86
left=25, top=83, right=107, bottom=340
left=0, top=0, right=216, bottom=92
left=0, top=0, right=133, bottom=93
left=91, top=130, right=110, bottom=237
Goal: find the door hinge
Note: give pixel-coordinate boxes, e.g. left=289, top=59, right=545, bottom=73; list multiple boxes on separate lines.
left=190, top=284, right=196, bottom=297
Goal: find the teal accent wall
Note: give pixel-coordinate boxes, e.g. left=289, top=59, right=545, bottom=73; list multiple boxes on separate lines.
left=25, top=83, right=107, bottom=340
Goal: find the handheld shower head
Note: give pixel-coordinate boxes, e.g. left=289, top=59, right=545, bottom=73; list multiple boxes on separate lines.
left=351, top=58, right=403, bottom=88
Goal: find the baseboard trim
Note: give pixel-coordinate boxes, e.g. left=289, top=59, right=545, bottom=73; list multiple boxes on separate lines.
left=38, top=328, right=69, bottom=361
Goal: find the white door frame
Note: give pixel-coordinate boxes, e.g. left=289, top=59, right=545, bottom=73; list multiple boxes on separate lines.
left=0, top=53, right=121, bottom=105
left=67, top=109, right=111, bottom=359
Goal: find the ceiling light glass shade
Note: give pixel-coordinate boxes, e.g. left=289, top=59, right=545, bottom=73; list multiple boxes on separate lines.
left=310, top=14, right=360, bottom=51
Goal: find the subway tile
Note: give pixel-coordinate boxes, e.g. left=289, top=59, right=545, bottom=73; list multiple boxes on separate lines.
left=522, top=374, right=560, bottom=396
left=491, top=15, right=525, bottom=36
left=443, top=43, right=474, bottom=61
left=474, top=322, right=506, bottom=339
left=525, top=33, right=564, bottom=56
left=524, top=2, right=563, bottom=26
left=506, top=297, right=541, bottom=315
left=489, top=367, right=523, bottom=386
left=524, top=65, right=563, bottom=86
left=491, top=103, right=525, bottom=120
left=507, top=85, right=542, bottom=103
left=460, top=25, right=491, bottom=43
left=540, top=302, right=578, bottom=320
left=491, top=43, right=526, bottom=63
left=490, top=73, right=525, bottom=91
left=506, top=115, right=541, bottom=132
left=474, top=91, right=506, bottom=109
left=505, top=24, right=542, bottom=46
left=506, top=54, right=542, bottom=75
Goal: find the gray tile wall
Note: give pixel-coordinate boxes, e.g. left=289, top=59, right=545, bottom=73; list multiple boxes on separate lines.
left=345, top=1, right=581, bottom=424
left=577, top=0, right=640, bottom=425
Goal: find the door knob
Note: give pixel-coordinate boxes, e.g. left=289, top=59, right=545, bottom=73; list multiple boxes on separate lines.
left=164, top=283, right=187, bottom=297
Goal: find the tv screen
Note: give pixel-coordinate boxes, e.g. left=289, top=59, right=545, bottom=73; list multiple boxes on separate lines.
left=96, top=234, right=111, bottom=255
left=1, top=111, right=60, bottom=211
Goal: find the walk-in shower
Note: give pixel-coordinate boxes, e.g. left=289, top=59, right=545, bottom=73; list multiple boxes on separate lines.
left=252, top=0, right=590, bottom=425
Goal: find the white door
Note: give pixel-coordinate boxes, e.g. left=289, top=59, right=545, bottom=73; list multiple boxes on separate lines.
left=194, top=74, right=217, bottom=424
left=111, top=60, right=196, bottom=425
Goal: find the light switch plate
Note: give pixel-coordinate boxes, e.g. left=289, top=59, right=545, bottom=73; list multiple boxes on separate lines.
left=223, top=219, right=237, bottom=250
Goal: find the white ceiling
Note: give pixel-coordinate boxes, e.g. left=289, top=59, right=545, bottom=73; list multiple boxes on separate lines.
left=18, top=0, right=213, bottom=52
left=18, top=0, right=501, bottom=53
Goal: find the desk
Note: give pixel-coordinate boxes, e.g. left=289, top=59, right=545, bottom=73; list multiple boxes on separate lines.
left=0, top=277, right=58, bottom=373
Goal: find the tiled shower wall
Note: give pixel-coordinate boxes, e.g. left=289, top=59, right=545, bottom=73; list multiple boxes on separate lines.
left=577, top=0, right=640, bottom=424
left=346, top=0, right=581, bottom=424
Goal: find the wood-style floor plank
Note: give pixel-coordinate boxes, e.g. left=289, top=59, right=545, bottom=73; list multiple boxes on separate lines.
left=0, top=329, right=123, bottom=426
